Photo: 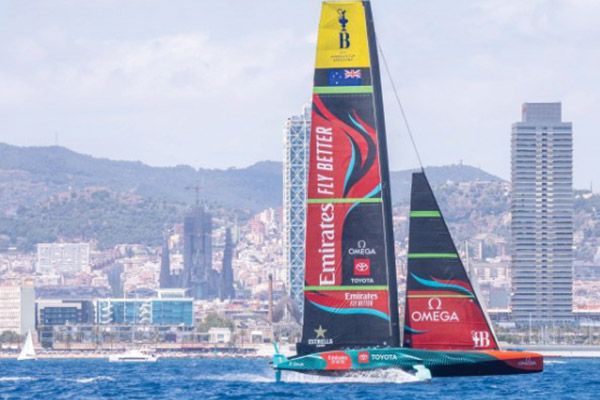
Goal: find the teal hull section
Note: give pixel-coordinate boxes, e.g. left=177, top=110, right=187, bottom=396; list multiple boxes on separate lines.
left=273, top=347, right=543, bottom=378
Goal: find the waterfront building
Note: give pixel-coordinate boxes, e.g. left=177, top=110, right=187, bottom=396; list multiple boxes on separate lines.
left=511, top=102, right=574, bottom=325
left=36, top=299, right=95, bottom=348
left=283, top=104, right=310, bottom=314
left=96, top=289, right=193, bottom=326
left=36, top=299, right=95, bottom=326
left=156, top=288, right=187, bottom=299
left=208, top=327, right=232, bottom=344
left=0, top=285, right=35, bottom=334
left=36, top=242, right=90, bottom=275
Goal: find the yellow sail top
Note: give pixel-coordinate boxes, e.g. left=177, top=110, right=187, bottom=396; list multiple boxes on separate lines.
left=316, top=1, right=371, bottom=69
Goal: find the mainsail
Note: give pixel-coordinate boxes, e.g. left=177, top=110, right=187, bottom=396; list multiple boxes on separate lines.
left=403, top=172, right=499, bottom=350
left=298, top=0, right=399, bottom=355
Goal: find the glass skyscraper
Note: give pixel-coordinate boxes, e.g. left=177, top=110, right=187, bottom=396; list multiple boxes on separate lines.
left=283, top=104, right=310, bottom=314
left=511, top=102, right=573, bottom=325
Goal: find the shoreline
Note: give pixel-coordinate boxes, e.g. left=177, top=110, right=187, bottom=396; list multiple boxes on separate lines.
left=2, top=348, right=600, bottom=360
left=0, top=352, right=272, bottom=360
left=518, top=345, right=600, bottom=358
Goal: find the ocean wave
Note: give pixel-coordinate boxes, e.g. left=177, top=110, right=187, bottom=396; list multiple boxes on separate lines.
left=0, top=377, right=36, bottom=382
left=73, top=376, right=116, bottom=384
left=197, top=373, right=273, bottom=383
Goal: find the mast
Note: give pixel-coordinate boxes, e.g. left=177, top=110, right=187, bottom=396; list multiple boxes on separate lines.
left=363, top=0, right=400, bottom=347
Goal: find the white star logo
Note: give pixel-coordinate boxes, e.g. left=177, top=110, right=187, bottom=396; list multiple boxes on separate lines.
left=314, top=325, right=327, bottom=338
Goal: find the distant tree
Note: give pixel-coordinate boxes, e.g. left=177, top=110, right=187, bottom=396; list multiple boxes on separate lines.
left=0, top=330, right=21, bottom=344
left=197, top=313, right=234, bottom=333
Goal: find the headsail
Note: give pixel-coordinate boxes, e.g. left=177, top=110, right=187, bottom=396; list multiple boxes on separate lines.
left=297, top=0, right=399, bottom=355
left=17, top=330, right=36, bottom=361
left=403, top=172, right=499, bottom=350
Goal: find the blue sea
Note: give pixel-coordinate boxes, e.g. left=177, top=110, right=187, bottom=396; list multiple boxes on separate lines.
left=0, top=357, right=597, bottom=399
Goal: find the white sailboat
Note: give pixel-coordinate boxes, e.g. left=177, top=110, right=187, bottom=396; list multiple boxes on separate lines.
left=17, top=330, right=36, bottom=361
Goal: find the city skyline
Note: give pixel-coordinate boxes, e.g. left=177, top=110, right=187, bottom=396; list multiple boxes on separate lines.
left=1, top=2, right=600, bottom=396
left=0, top=0, right=597, bottom=333
left=1, top=1, right=599, bottom=188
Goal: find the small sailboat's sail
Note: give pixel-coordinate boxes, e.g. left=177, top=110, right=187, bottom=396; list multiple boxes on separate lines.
left=17, top=330, right=36, bottom=361
left=403, top=172, right=499, bottom=350
left=298, top=0, right=399, bottom=355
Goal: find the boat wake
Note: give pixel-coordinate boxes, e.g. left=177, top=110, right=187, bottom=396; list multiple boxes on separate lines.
left=280, top=368, right=430, bottom=384
left=545, top=360, right=567, bottom=365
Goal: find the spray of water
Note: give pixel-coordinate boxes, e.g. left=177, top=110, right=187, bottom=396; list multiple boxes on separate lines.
left=279, top=368, right=429, bottom=384
left=199, top=367, right=430, bottom=385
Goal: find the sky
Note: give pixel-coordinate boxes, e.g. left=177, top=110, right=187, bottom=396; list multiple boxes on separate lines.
left=0, top=0, right=598, bottom=189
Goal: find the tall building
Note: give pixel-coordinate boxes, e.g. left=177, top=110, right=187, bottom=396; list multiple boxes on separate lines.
left=159, top=237, right=174, bottom=289
left=511, top=102, right=573, bottom=325
left=0, top=286, right=35, bottom=334
left=107, top=264, right=124, bottom=297
left=36, top=243, right=90, bottom=275
left=283, top=104, right=310, bottom=314
left=183, top=207, right=218, bottom=299
left=219, top=228, right=235, bottom=300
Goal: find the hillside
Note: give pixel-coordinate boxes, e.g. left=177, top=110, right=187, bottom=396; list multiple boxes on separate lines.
left=0, top=143, right=282, bottom=214
left=389, top=164, right=501, bottom=203
left=1, top=142, right=598, bottom=259
left=0, top=142, right=500, bottom=211
left=0, top=142, right=505, bottom=249
left=0, top=143, right=506, bottom=250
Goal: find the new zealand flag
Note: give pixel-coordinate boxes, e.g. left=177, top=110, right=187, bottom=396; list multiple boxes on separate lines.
left=328, top=69, right=363, bottom=86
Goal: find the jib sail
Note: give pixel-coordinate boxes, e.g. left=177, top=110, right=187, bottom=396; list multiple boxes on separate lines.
left=403, top=172, right=499, bottom=350
left=297, top=0, right=399, bottom=356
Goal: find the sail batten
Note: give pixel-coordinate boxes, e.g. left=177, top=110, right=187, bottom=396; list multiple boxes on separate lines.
left=307, top=198, right=382, bottom=204
left=314, top=86, right=374, bottom=94
left=297, top=0, right=398, bottom=356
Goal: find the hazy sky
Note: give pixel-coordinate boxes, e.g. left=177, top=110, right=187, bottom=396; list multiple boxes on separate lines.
left=0, top=0, right=598, bottom=188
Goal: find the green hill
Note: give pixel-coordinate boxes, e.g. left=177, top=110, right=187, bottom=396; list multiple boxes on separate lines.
left=0, top=142, right=502, bottom=250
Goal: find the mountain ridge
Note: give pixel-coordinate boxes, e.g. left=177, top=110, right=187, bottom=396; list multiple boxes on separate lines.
left=0, top=142, right=502, bottom=210
left=0, top=142, right=503, bottom=250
